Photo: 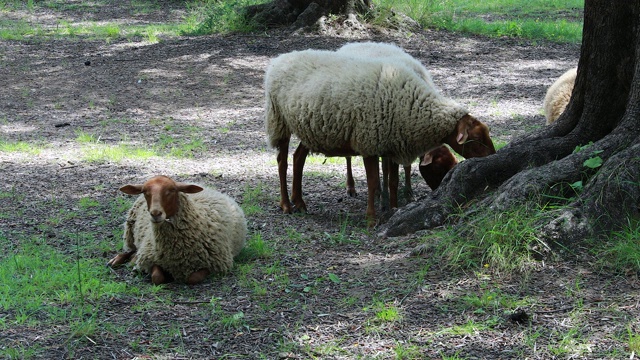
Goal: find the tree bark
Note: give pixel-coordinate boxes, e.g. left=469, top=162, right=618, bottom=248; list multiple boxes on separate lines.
left=244, top=0, right=372, bottom=29
left=381, top=0, right=640, bottom=242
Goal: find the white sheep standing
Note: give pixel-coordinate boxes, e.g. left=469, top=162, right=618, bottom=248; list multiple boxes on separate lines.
left=336, top=42, right=435, bottom=202
left=264, top=49, right=495, bottom=225
left=107, top=175, right=247, bottom=285
left=544, top=67, right=577, bottom=125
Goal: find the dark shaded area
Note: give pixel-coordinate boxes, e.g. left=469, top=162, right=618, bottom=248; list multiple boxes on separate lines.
left=382, top=1, right=640, bottom=244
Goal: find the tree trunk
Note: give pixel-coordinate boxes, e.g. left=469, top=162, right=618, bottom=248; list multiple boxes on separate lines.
left=381, top=0, right=640, bottom=243
left=244, top=0, right=371, bottom=29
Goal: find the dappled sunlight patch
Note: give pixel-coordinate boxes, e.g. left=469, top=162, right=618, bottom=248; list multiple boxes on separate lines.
left=0, top=123, right=38, bottom=134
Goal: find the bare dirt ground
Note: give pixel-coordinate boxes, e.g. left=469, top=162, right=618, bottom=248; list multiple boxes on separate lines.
left=2, top=3, right=640, bottom=359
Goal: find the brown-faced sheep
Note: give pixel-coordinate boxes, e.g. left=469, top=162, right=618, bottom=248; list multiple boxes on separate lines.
left=264, top=49, right=495, bottom=225
left=419, top=145, right=459, bottom=190
left=107, top=175, right=247, bottom=285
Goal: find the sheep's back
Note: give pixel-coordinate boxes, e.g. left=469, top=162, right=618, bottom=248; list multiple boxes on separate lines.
left=265, top=50, right=465, bottom=164
left=336, top=42, right=437, bottom=89
left=191, top=189, right=247, bottom=258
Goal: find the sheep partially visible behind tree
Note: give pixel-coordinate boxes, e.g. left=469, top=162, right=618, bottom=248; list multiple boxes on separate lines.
left=108, top=175, right=247, bottom=285
left=544, top=67, right=577, bottom=125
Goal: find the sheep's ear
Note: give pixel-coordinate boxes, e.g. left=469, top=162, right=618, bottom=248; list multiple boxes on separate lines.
left=420, top=153, right=433, bottom=166
left=176, top=183, right=204, bottom=194
left=120, top=184, right=144, bottom=195
left=456, top=115, right=473, bottom=144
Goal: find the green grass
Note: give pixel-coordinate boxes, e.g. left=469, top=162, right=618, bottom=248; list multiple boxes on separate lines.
left=0, top=0, right=265, bottom=41
left=1, top=0, right=582, bottom=43
left=81, top=143, right=158, bottom=163
left=0, top=234, right=136, bottom=324
left=373, top=0, right=583, bottom=43
left=0, top=140, right=43, bottom=155
left=365, top=301, right=403, bottom=325
left=421, top=205, right=551, bottom=273
left=237, top=232, right=273, bottom=262
left=241, top=182, right=270, bottom=216
left=74, top=129, right=214, bottom=163
left=181, top=0, right=266, bottom=35
left=628, top=328, right=640, bottom=354
left=594, top=219, right=640, bottom=272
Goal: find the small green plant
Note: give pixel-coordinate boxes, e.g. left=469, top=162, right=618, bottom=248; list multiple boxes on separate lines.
left=241, top=183, right=267, bottom=216
left=595, top=219, right=640, bottom=272
left=182, top=0, right=261, bottom=35
left=365, top=301, right=402, bottom=324
left=628, top=328, right=640, bottom=353
left=424, top=205, right=550, bottom=273
left=324, top=214, right=360, bottom=245
left=236, top=232, right=273, bottom=262
left=547, top=327, right=591, bottom=358
left=437, top=317, right=499, bottom=336
left=75, top=131, right=98, bottom=143
left=0, top=140, right=42, bottom=155
left=221, top=311, right=247, bottom=330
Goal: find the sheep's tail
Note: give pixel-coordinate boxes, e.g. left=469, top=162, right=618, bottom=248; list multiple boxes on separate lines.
left=264, top=94, right=290, bottom=148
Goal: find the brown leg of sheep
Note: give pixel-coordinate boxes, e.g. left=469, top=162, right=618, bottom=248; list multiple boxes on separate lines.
left=150, top=265, right=167, bottom=285
left=403, top=165, right=414, bottom=202
left=380, top=157, right=390, bottom=210
left=186, top=269, right=210, bottom=285
left=107, top=250, right=136, bottom=267
left=277, top=138, right=293, bottom=214
left=291, top=143, right=309, bottom=213
left=345, top=156, right=356, bottom=197
left=388, top=161, right=400, bottom=209
left=363, top=155, right=380, bottom=227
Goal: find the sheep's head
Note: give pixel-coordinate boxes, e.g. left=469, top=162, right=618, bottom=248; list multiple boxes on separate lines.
left=444, top=114, right=496, bottom=159
left=419, top=145, right=459, bottom=190
left=120, top=175, right=203, bottom=223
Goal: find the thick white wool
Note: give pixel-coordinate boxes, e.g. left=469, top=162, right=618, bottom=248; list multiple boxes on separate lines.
left=336, top=42, right=436, bottom=88
left=264, top=49, right=468, bottom=166
left=123, top=188, right=247, bottom=282
left=544, top=67, right=577, bottom=125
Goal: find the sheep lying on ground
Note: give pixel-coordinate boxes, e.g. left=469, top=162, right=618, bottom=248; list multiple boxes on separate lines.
left=544, top=67, right=577, bottom=125
left=107, top=175, right=247, bottom=285
left=264, top=48, right=495, bottom=225
left=419, top=145, right=459, bottom=190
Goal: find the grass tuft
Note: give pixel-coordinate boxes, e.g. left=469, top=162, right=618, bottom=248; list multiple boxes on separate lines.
left=422, top=205, right=552, bottom=273
left=372, top=0, right=583, bottom=43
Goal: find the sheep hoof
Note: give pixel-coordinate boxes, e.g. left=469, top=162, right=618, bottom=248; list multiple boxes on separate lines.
left=404, top=189, right=415, bottom=203
left=107, top=251, right=135, bottom=267
left=292, top=206, right=306, bottom=214
left=280, top=202, right=293, bottom=214
left=150, top=265, right=167, bottom=285
left=186, top=269, right=210, bottom=285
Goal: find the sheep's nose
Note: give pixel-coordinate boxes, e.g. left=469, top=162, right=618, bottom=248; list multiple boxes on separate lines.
left=150, top=209, right=165, bottom=223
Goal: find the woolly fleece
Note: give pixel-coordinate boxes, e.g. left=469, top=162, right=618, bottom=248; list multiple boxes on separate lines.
left=123, top=188, right=247, bottom=282
left=264, top=49, right=469, bottom=166
left=544, top=67, right=576, bottom=125
left=336, top=42, right=436, bottom=88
